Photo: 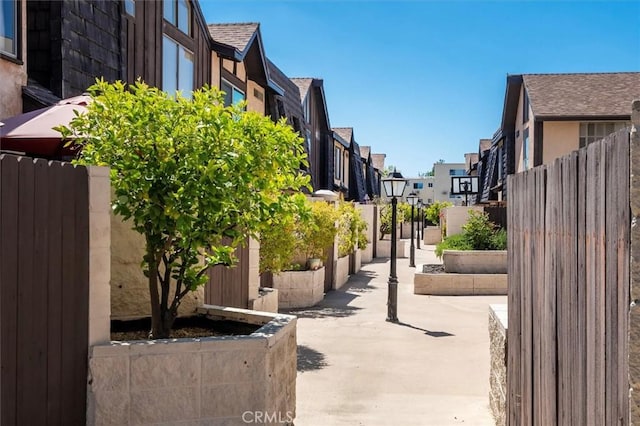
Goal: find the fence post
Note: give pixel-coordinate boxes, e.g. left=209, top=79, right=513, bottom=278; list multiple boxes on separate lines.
left=629, top=99, right=640, bottom=423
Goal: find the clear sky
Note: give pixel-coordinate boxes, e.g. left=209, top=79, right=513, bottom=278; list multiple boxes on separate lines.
left=199, top=0, right=640, bottom=177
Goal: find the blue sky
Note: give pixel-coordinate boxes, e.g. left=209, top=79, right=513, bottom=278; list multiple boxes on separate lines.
left=200, top=0, right=640, bottom=177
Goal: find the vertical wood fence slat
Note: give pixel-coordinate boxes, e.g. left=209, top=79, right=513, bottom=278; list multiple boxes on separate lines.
left=507, top=129, right=631, bottom=425
left=16, top=158, right=36, bottom=426
left=1, top=155, right=19, bottom=426
left=576, top=147, right=588, bottom=426
left=205, top=240, right=250, bottom=308
left=617, top=135, right=631, bottom=424
left=47, top=161, right=64, bottom=425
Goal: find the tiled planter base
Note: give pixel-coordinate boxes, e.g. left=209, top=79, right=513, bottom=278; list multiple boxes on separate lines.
left=334, top=255, right=350, bottom=289
left=87, top=305, right=297, bottom=425
left=414, top=264, right=507, bottom=295
left=489, top=304, right=507, bottom=426
left=272, top=267, right=325, bottom=309
left=423, top=226, right=442, bottom=245
left=376, top=239, right=407, bottom=258
left=442, top=250, right=507, bottom=274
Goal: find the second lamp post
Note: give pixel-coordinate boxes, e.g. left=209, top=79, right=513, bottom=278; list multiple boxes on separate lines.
left=406, top=193, right=418, bottom=267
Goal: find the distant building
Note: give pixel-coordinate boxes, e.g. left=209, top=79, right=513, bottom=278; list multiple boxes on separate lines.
left=402, top=177, right=435, bottom=205
left=433, top=162, right=467, bottom=205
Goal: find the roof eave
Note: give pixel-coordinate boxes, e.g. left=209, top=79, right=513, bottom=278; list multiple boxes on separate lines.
left=534, top=114, right=632, bottom=122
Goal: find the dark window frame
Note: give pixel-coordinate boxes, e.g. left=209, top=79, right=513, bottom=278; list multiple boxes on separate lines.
left=523, top=89, right=530, bottom=124
left=162, top=34, right=194, bottom=98
left=163, top=0, right=191, bottom=36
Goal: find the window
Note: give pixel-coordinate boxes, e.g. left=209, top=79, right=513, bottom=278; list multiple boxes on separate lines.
left=334, top=146, right=342, bottom=182
left=523, top=90, right=529, bottom=123
left=306, top=129, right=312, bottom=158
left=428, top=182, right=433, bottom=188
left=220, top=79, right=245, bottom=107
left=579, top=122, right=629, bottom=148
left=164, top=0, right=191, bottom=35
left=303, top=96, right=310, bottom=123
left=413, top=182, right=423, bottom=189
left=124, top=0, right=135, bottom=16
left=449, top=169, right=465, bottom=176
left=427, top=198, right=433, bottom=204
left=1, top=0, right=17, bottom=58
left=523, top=128, right=529, bottom=170
left=163, top=36, right=193, bottom=98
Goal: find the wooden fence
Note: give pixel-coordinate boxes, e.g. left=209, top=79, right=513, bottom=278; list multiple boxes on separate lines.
left=204, top=241, right=250, bottom=309
left=507, top=129, right=631, bottom=425
left=0, top=155, right=90, bottom=425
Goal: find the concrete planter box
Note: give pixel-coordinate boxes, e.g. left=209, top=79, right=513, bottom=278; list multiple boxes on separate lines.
left=414, top=264, right=507, bottom=295
left=423, top=226, right=442, bottom=245
left=489, top=304, right=508, bottom=426
left=376, top=239, right=407, bottom=259
left=334, top=255, right=350, bottom=289
left=250, top=287, right=279, bottom=313
left=272, top=267, right=325, bottom=309
left=443, top=250, right=507, bottom=274
left=87, top=305, right=297, bottom=425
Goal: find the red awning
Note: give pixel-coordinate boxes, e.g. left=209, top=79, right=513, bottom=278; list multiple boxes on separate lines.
left=0, top=95, right=90, bottom=158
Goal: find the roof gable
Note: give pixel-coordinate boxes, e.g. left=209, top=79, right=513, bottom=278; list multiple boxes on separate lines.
left=371, top=154, right=386, bottom=171
left=207, top=23, right=259, bottom=55
left=522, top=72, right=640, bottom=118
left=359, top=145, right=371, bottom=161
left=290, top=78, right=313, bottom=103
left=332, top=127, right=353, bottom=144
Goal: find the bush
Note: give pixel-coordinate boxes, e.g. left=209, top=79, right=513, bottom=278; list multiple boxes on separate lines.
left=491, top=228, right=507, bottom=250
left=425, top=201, right=453, bottom=226
left=462, top=210, right=495, bottom=250
left=435, top=210, right=506, bottom=258
left=299, top=201, right=339, bottom=259
left=434, top=233, right=473, bottom=258
left=337, top=201, right=368, bottom=258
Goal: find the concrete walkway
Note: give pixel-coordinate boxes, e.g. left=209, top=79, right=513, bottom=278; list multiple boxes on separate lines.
left=289, top=241, right=507, bottom=426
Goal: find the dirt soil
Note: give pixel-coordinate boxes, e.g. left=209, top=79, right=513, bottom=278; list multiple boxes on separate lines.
left=423, top=264, right=445, bottom=273
left=110, top=315, right=262, bottom=341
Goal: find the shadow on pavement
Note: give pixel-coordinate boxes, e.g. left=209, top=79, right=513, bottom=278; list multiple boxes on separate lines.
left=396, top=321, right=454, bottom=338
left=297, top=345, right=328, bottom=372
left=343, top=270, right=377, bottom=293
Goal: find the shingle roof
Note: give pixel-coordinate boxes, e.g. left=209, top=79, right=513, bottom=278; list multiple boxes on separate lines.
left=333, top=127, right=353, bottom=143
left=479, top=139, right=492, bottom=153
left=290, top=78, right=313, bottom=102
left=207, top=23, right=259, bottom=53
left=522, top=72, right=640, bottom=118
left=371, top=154, right=386, bottom=171
left=359, top=146, right=371, bottom=160
left=267, top=59, right=305, bottom=125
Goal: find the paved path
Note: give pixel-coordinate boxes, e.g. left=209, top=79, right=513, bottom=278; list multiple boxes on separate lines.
left=290, top=241, right=507, bottom=426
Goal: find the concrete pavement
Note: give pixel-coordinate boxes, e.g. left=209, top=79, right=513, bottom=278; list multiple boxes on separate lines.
left=289, top=241, right=507, bottom=426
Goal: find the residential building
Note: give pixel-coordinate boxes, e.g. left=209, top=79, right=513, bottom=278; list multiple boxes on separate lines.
left=208, top=23, right=283, bottom=116
left=333, top=127, right=367, bottom=202
left=403, top=177, right=435, bottom=205
left=359, top=145, right=381, bottom=201
left=332, top=129, right=350, bottom=198
left=1, top=0, right=213, bottom=120
left=0, top=0, right=27, bottom=119
left=433, top=162, right=467, bottom=205
left=478, top=72, right=640, bottom=202
left=371, top=153, right=386, bottom=198
left=291, top=78, right=332, bottom=191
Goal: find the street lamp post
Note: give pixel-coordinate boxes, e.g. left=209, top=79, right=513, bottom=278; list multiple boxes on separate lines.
left=416, top=199, right=423, bottom=249
left=406, top=193, right=418, bottom=268
left=461, top=181, right=470, bottom=206
left=382, top=172, right=407, bottom=323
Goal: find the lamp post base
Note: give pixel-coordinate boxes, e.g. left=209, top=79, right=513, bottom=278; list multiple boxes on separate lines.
left=387, top=278, right=398, bottom=322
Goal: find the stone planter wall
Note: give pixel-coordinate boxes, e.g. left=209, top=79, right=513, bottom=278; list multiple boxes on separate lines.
left=376, top=239, right=407, bottom=259
left=357, top=204, right=375, bottom=263
left=442, top=206, right=484, bottom=237
left=272, top=267, right=325, bottom=309
left=334, top=255, right=350, bottom=289
left=489, top=304, right=508, bottom=426
left=250, top=287, right=279, bottom=313
left=414, top=264, right=507, bottom=295
left=423, top=226, right=442, bottom=245
left=350, top=249, right=362, bottom=274
left=442, top=250, right=507, bottom=274
left=87, top=305, right=297, bottom=425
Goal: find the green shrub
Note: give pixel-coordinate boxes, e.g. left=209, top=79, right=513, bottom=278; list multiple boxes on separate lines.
left=299, top=201, right=339, bottom=259
left=435, top=210, right=506, bottom=258
left=491, top=228, right=507, bottom=250
left=379, top=203, right=405, bottom=240
left=337, top=201, right=368, bottom=257
left=462, top=210, right=495, bottom=250
left=425, top=201, right=453, bottom=226
left=435, top=233, right=473, bottom=258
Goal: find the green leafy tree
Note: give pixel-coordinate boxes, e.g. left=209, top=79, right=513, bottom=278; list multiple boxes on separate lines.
left=299, top=201, right=339, bottom=259
left=379, top=203, right=406, bottom=240
left=59, top=80, right=310, bottom=338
